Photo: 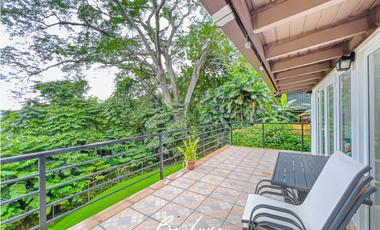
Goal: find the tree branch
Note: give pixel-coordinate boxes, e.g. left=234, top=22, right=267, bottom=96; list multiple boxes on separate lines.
left=45, top=21, right=114, bottom=37
left=111, top=0, right=157, bottom=64
left=166, top=0, right=192, bottom=55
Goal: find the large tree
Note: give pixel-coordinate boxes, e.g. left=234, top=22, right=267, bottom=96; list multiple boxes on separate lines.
left=1, top=0, right=226, bottom=114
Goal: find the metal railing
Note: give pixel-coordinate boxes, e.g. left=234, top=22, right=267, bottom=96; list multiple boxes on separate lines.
left=0, top=122, right=310, bottom=229
left=229, top=122, right=311, bottom=152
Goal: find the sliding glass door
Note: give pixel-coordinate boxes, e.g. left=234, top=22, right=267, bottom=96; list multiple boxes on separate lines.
left=367, top=45, right=380, bottom=230
left=316, top=72, right=352, bottom=156
left=339, top=71, right=352, bottom=155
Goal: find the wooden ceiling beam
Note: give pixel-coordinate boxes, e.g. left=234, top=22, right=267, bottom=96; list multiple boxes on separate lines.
left=279, top=82, right=317, bottom=90
left=277, top=73, right=324, bottom=86
left=281, top=87, right=314, bottom=94
left=271, top=45, right=346, bottom=73
left=264, top=16, right=370, bottom=60
left=252, top=0, right=344, bottom=34
left=275, top=61, right=331, bottom=80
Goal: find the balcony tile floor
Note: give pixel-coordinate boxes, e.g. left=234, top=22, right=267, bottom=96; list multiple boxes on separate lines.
left=71, top=146, right=309, bottom=230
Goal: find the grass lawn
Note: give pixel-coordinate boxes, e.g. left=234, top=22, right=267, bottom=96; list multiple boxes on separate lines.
left=49, top=163, right=185, bottom=230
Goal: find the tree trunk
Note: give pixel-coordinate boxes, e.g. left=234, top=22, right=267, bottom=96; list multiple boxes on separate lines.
left=183, top=44, right=212, bottom=116
left=157, top=69, right=173, bottom=108
left=165, top=57, right=180, bottom=102
left=250, top=101, right=256, bottom=122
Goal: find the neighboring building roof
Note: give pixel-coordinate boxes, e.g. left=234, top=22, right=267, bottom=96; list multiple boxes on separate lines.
left=199, top=0, right=380, bottom=94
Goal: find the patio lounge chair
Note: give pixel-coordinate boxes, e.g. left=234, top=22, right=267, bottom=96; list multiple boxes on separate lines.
left=242, top=151, right=377, bottom=230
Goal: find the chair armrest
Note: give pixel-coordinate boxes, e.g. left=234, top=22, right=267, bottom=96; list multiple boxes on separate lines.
left=255, top=179, right=299, bottom=204
left=257, top=189, right=299, bottom=205
left=248, top=204, right=306, bottom=230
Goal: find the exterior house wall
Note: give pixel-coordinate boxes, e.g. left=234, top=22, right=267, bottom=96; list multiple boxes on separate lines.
left=311, top=28, right=380, bottom=230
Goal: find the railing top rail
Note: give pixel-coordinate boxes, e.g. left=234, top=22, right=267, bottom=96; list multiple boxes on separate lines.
left=230, top=122, right=309, bottom=125
left=0, top=123, right=227, bottom=165
left=0, top=122, right=309, bottom=165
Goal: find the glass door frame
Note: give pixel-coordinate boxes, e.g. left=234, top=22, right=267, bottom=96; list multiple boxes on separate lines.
left=316, top=77, right=339, bottom=156
left=363, top=38, right=380, bottom=230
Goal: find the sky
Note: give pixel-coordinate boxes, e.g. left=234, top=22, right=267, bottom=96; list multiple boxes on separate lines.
left=0, top=3, right=197, bottom=111
left=0, top=30, right=117, bottom=111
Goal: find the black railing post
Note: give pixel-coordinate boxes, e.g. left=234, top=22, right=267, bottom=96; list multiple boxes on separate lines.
left=230, top=123, right=233, bottom=146
left=202, top=127, right=205, bottom=157
left=39, top=156, right=47, bottom=230
left=301, top=123, right=305, bottom=152
left=159, top=134, right=164, bottom=180
left=223, top=123, right=226, bottom=146
left=262, top=123, right=265, bottom=148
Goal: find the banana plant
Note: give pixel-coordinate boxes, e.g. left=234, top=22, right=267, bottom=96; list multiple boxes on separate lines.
left=177, top=136, right=200, bottom=165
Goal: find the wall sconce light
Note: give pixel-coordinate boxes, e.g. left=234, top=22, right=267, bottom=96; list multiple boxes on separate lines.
left=306, top=90, right=312, bottom=97
left=245, top=37, right=251, bottom=49
left=335, top=52, right=355, bottom=71
left=259, top=62, right=264, bottom=71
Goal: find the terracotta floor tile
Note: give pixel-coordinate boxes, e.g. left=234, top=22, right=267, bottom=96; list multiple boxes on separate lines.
left=69, top=217, right=100, bottom=230
left=224, top=204, right=245, bottom=226
left=195, top=197, right=234, bottom=219
left=89, top=225, right=103, bottom=230
left=241, top=182, right=258, bottom=194
left=182, top=171, right=206, bottom=181
left=169, top=177, right=197, bottom=189
left=152, top=185, right=185, bottom=201
left=209, top=186, right=241, bottom=203
left=179, top=211, right=224, bottom=229
left=126, top=187, right=156, bottom=203
left=249, top=175, right=267, bottom=184
left=187, top=181, right=217, bottom=196
left=208, top=168, right=232, bottom=177
left=150, top=202, right=193, bottom=228
left=201, top=161, right=221, bottom=168
left=220, top=222, right=242, bottom=230
left=94, top=199, right=133, bottom=222
left=133, top=218, right=160, bottom=230
left=223, top=160, right=241, bottom=165
left=227, top=172, right=252, bottom=182
left=149, top=178, right=172, bottom=190
left=239, top=161, right=259, bottom=167
left=235, top=193, right=248, bottom=207
left=218, top=179, right=247, bottom=191
left=233, top=167, right=256, bottom=174
left=166, top=170, right=186, bottom=180
left=199, top=174, right=226, bottom=185
left=99, top=208, right=148, bottom=230
left=252, top=170, right=272, bottom=178
left=221, top=164, right=237, bottom=171
left=130, top=195, right=169, bottom=216
left=171, top=190, right=207, bottom=210
left=193, top=165, right=213, bottom=174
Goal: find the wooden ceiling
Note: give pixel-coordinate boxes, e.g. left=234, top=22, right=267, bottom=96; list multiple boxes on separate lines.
left=200, top=0, right=380, bottom=94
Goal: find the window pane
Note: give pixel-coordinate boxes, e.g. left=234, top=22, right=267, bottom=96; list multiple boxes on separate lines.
left=317, top=94, right=320, bottom=154
left=321, top=89, right=325, bottom=155
left=369, top=47, right=380, bottom=229
left=340, top=71, right=352, bottom=156
left=328, top=84, right=334, bottom=155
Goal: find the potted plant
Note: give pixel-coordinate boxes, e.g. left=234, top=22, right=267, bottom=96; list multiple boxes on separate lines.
left=178, top=136, right=200, bottom=170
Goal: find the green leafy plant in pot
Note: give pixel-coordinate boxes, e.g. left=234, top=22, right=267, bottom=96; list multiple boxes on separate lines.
left=178, top=136, right=200, bottom=170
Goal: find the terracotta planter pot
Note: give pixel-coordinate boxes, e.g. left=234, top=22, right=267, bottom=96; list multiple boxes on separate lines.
left=187, top=161, right=196, bottom=170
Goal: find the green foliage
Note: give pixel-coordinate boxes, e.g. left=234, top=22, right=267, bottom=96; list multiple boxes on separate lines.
left=0, top=79, right=163, bottom=229
left=200, top=69, right=272, bottom=123
left=231, top=123, right=311, bottom=152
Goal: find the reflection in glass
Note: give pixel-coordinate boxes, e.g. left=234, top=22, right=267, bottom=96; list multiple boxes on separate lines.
left=317, top=94, right=320, bottom=155
left=321, top=89, right=325, bottom=155
left=369, top=47, right=380, bottom=229
left=328, top=84, right=334, bottom=155
left=340, top=71, right=352, bottom=155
